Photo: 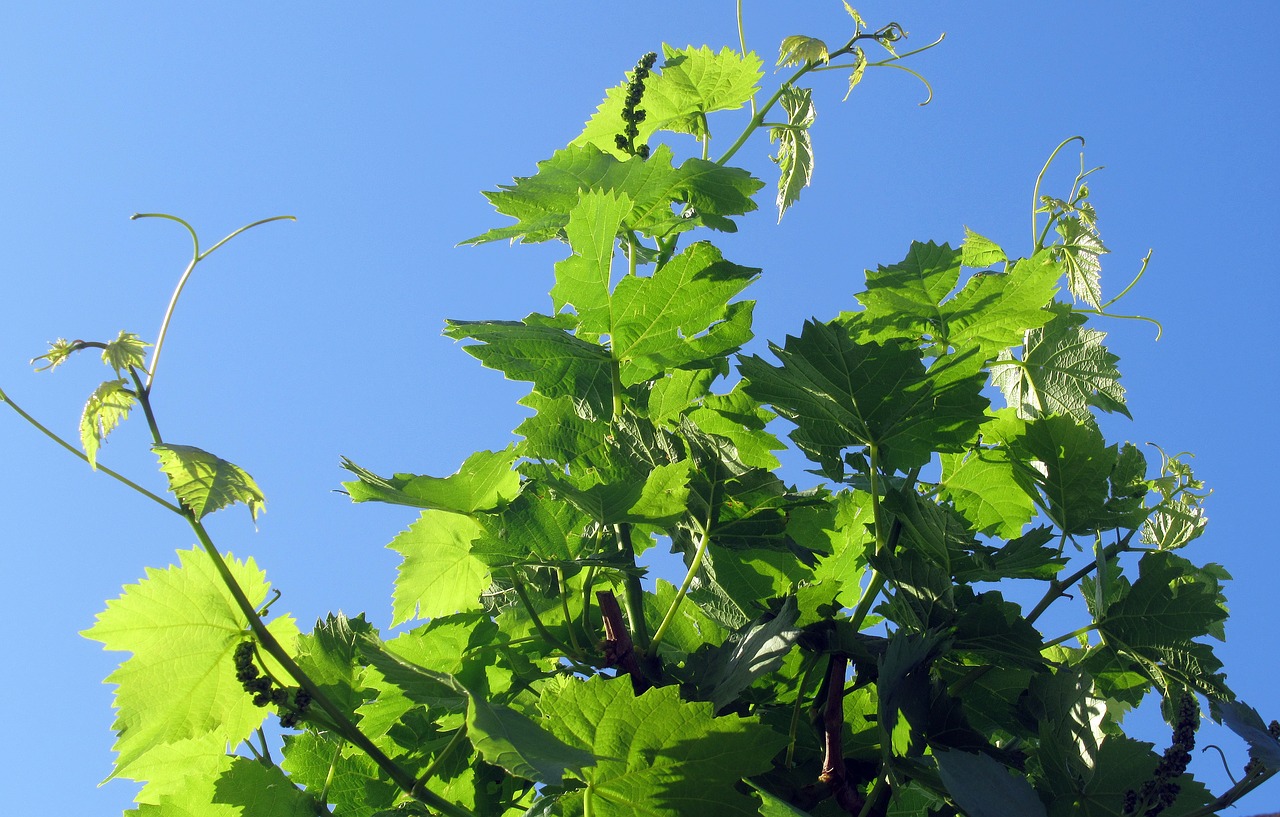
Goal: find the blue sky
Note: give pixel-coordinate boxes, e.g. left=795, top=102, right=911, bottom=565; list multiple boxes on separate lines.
left=2, top=3, right=1277, bottom=813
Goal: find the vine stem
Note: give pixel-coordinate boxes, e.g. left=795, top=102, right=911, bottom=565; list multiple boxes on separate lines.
left=650, top=491, right=711, bottom=653
left=132, top=213, right=295, bottom=392
left=0, top=384, right=183, bottom=514
left=1031, top=136, right=1084, bottom=251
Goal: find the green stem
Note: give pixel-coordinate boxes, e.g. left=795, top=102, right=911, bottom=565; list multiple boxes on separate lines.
left=1072, top=308, right=1164, bottom=340
left=187, top=515, right=471, bottom=816
left=0, top=385, right=183, bottom=514
left=855, top=773, right=888, bottom=817
left=650, top=518, right=712, bottom=653
left=1101, top=249, right=1153, bottom=310
left=557, top=568, right=584, bottom=653
left=736, top=0, right=754, bottom=118
left=1031, top=136, right=1084, bottom=251
left=509, top=569, right=577, bottom=657
left=1025, top=529, right=1135, bottom=626
left=785, top=651, right=824, bottom=769
left=133, top=213, right=295, bottom=392
left=415, top=726, right=468, bottom=790
left=1044, top=623, right=1097, bottom=649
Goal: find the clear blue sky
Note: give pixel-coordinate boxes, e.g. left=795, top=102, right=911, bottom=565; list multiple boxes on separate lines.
left=2, top=3, right=1277, bottom=814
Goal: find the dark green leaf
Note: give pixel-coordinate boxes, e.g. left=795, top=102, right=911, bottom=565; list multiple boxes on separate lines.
left=1211, top=700, right=1280, bottom=770
left=683, top=597, right=801, bottom=710
left=739, top=319, right=987, bottom=475
left=466, top=696, right=595, bottom=786
left=935, top=749, right=1048, bottom=817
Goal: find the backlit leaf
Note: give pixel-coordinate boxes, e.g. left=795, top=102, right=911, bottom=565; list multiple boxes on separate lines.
left=152, top=443, right=266, bottom=522
left=387, top=511, right=489, bottom=624
left=83, top=547, right=298, bottom=781
left=770, top=85, right=815, bottom=220
left=81, top=378, right=136, bottom=469
left=540, top=677, right=785, bottom=816
left=341, top=447, right=520, bottom=514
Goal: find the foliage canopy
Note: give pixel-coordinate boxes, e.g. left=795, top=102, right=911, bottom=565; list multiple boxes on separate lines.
left=3, top=6, right=1277, bottom=817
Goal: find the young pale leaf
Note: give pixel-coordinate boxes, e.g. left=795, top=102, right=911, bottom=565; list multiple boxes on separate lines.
left=31, top=337, right=77, bottom=372
left=770, top=85, right=816, bottom=221
left=103, top=330, right=151, bottom=375
left=991, top=305, right=1128, bottom=422
left=1054, top=216, right=1106, bottom=309
left=574, top=45, right=763, bottom=153
left=341, top=446, right=520, bottom=514
left=960, top=227, right=1007, bottom=269
left=82, top=547, right=298, bottom=782
left=935, top=749, right=1048, bottom=817
left=551, top=189, right=630, bottom=333
left=777, top=35, right=829, bottom=67
left=466, top=695, right=596, bottom=786
left=128, top=754, right=316, bottom=817
left=387, top=510, right=489, bottom=625
left=151, top=443, right=266, bottom=522
left=81, top=378, right=136, bottom=469
left=540, top=677, right=786, bottom=817
left=739, top=319, right=987, bottom=474
left=843, top=47, right=867, bottom=101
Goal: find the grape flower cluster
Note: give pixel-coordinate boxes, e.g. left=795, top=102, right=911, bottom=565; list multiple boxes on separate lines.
left=232, top=640, right=311, bottom=729
left=614, top=51, right=657, bottom=159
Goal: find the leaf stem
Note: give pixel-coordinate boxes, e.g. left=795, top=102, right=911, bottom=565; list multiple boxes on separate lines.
left=0, top=384, right=183, bottom=514
left=613, top=524, right=651, bottom=651
left=509, top=568, right=578, bottom=658
left=1044, top=623, right=1097, bottom=648
left=649, top=515, right=712, bottom=653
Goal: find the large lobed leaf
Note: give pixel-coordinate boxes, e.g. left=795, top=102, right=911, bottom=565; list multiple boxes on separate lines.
left=83, top=547, right=298, bottom=783
left=739, top=318, right=987, bottom=475
left=540, top=677, right=786, bottom=816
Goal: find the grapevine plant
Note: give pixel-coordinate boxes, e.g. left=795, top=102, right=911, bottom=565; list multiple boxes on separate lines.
left=4, top=7, right=1279, bottom=817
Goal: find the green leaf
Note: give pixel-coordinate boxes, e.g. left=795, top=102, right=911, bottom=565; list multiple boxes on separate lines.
left=991, top=305, right=1129, bottom=422
left=294, top=613, right=377, bottom=723
left=849, top=241, right=1058, bottom=359
left=341, top=447, right=520, bottom=514
left=574, top=45, right=763, bottom=153
left=82, top=547, right=298, bottom=781
left=151, top=443, right=266, bottom=522
left=777, top=35, right=829, bottom=67
left=770, top=85, right=815, bottom=221
left=1099, top=551, right=1228, bottom=650
left=103, top=330, right=151, bottom=375
left=540, top=677, right=786, bottom=816
left=683, top=597, right=801, bottom=710
left=128, top=753, right=317, bottom=817
left=1054, top=216, right=1106, bottom=309
left=935, top=749, right=1048, bottom=817
left=466, top=695, right=596, bottom=786
left=387, top=511, right=489, bottom=624
left=610, top=241, right=758, bottom=385
left=471, top=487, right=592, bottom=567
left=1014, top=415, right=1115, bottom=535
left=939, top=444, right=1038, bottom=538
left=960, top=227, right=1007, bottom=269
left=942, top=252, right=1060, bottom=359
left=444, top=315, right=613, bottom=415
left=281, top=732, right=398, bottom=817
left=739, top=319, right=987, bottom=474
left=852, top=240, right=962, bottom=349
left=81, top=378, right=136, bottom=469
left=551, top=189, right=630, bottom=331
left=463, top=144, right=761, bottom=245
